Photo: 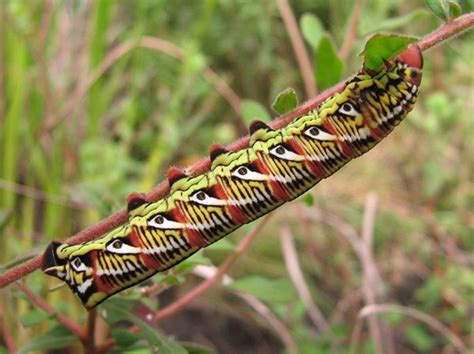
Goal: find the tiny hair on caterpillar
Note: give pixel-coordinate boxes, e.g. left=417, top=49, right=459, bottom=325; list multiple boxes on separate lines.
left=42, top=45, right=423, bottom=310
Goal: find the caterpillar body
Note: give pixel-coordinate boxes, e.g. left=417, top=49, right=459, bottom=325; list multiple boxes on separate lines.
left=42, top=46, right=423, bottom=310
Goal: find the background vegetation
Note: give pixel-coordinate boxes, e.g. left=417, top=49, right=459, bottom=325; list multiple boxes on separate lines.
left=0, top=0, right=472, bottom=353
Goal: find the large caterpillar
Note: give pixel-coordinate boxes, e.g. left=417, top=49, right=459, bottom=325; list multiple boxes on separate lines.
left=42, top=45, right=423, bottom=310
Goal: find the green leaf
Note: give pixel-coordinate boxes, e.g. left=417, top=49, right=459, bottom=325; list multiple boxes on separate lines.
left=230, top=276, right=295, bottom=304
left=360, top=34, right=417, bottom=72
left=361, top=10, right=430, bottom=34
left=315, top=35, right=344, bottom=90
left=112, top=329, right=142, bottom=348
left=405, top=324, right=434, bottom=352
left=181, top=342, right=214, bottom=354
left=271, top=88, right=298, bottom=115
left=103, top=300, right=187, bottom=354
left=242, top=99, right=270, bottom=123
left=20, top=309, right=54, bottom=327
left=423, top=160, right=445, bottom=197
left=206, top=238, right=236, bottom=252
left=0, top=209, right=13, bottom=232
left=175, top=251, right=211, bottom=272
left=17, top=326, right=78, bottom=354
left=448, top=1, right=463, bottom=18
left=301, top=193, right=314, bottom=207
left=300, top=13, right=324, bottom=49
left=425, top=0, right=449, bottom=20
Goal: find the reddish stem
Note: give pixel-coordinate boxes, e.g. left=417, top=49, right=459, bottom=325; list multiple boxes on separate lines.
left=0, top=13, right=472, bottom=289
left=16, top=282, right=86, bottom=341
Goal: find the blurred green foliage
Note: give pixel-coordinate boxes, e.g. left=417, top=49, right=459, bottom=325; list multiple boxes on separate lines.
left=0, top=0, right=472, bottom=353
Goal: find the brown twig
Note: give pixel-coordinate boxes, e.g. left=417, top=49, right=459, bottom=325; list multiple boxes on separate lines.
left=85, top=309, right=97, bottom=354
left=153, top=215, right=272, bottom=321
left=0, top=13, right=472, bottom=289
left=15, top=282, right=86, bottom=341
left=359, top=193, right=395, bottom=354
left=350, top=304, right=467, bottom=354
left=418, top=12, right=474, bottom=51
left=279, top=228, right=332, bottom=335
left=277, top=0, right=318, bottom=97
left=339, top=0, right=364, bottom=61
left=0, top=299, right=16, bottom=353
left=44, top=36, right=244, bottom=133
left=192, top=265, right=298, bottom=354
left=0, top=178, right=92, bottom=210
left=237, top=292, right=298, bottom=354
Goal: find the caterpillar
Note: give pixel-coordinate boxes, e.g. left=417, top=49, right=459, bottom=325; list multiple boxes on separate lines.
left=42, top=45, right=423, bottom=310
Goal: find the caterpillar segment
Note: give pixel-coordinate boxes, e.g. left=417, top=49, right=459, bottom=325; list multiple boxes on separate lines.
left=42, top=45, right=423, bottom=309
left=42, top=225, right=157, bottom=309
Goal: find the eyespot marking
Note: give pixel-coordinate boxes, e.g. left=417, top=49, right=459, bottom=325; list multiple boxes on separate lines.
left=70, top=257, right=89, bottom=272
left=190, top=190, right=227, bottom=206
left=269, top=144, right=302, bottom=161
left=338, top=102, right=359, bottom=117
left=148, top=214, right=184, bottom=229
left=304, top=126, right=336, bottom=141
left=231, top=165, right=268, bottom=181
left=106, top=239, right=142, bottom=254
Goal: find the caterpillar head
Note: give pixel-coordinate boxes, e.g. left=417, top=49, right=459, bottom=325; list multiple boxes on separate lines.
left=42, top=226, right=152, bottom=310
left=398, top=44, right=423, bottom=85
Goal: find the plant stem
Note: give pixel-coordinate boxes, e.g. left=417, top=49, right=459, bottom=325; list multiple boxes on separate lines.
left=0, top=12, right=472, bottom=289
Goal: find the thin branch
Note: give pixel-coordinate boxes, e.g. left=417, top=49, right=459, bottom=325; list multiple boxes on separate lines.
left=277, top=0, right=318, bottom=97
left=279, top=227, right=332, bottom=335
left=418, top=12, right=474, bottom=51
left=85, top=309, right=97, bottom=354
left=15, top=282, right=86, bottom=341
left=0, top=14, right=472, bottom=289
left=153, top=215, right=272, bottom=322
left=192, top=265, right=298, bottom=354
left=0, top=178, right=92, bottom=210
left=0, top=299, right=16, bottom=353
left=339, top=0, right=364, bottom=61
left=237, top=293, right=298, bottom=354
left=44, top=36, right=244, bottom=133
left=350, top=304, right=467, bottom=354
left=359, top=193, right=395, bottom=354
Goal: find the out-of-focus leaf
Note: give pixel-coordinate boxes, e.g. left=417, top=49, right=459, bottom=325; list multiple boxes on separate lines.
left=181, top=342, right=214, bottom=354
left=17, top=326, right=77, bottom=354
left=425, top=0, right=449, bottom=20
left=361, top=10, right=430, bottom=34
left=20, top=309, right=54, bottom=327
left=100, top=296, right=138, bottom=324
left=405, top=324, right=434, bottom=352
left=315, top=35, right=343, bottom=90
left=242, top=99, right=270, bottom=123
left=302, top=193, right=314, bottom=206
left=360, top=34, right=417, bottom=72
left=112, top=329, right=142, bottom=348
left=103, top=300, right=187, bottom=354
left=300, top=13, right=324, bottom=49
left=175, top=252, right=211, bottom=272
left=423, top=160, right=445, bottom=197
left=272, top=88, right=298, bottom=115
left=385, top=312, right=404, bottom=325
left=0, top=209, right=13, bottom=233
left=315, top=35, right=344, bottom=90
left=448, top=1, right=463, bottom=17
left=230, top=276, right=295, bottom=303
left=206, top=238, right=236, bottom=252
